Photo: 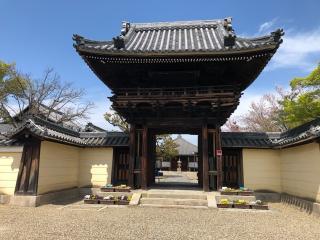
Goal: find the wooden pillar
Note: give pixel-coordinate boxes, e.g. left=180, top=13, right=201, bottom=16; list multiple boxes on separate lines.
left=141, top=125, right=148, bottom=189
left=216, top=127, right=223, bottom=190
left=147, top=131, right=156, bottom=185
left=202, top=123, right=209, bottom=192
left=128, top=124, right=135, bottom=188
left=198, top=133, right=203, bottom=187
left=152, top=134, right=157, bottom=184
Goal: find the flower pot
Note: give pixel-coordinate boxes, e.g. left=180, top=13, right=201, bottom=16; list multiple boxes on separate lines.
left=116, top=200, right=130, bottom=205
left=251, top=204, right=269, bottom=210
left=114, top=188, right=131, bottom=192
left=233, top=204, right=250, bottom=209
left=84, top=199, right=99, bottom=204
left=217, top=203, right=233, bottom=208
left=100, top=199, right=115, bottom=205
left=238, top=191, right=254, bottom=196
left=220, top=191, right=237, bottom=196
left=100, top=187, right=115, bottom=192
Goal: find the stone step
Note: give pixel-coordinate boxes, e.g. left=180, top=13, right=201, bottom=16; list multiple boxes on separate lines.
left=139, top=204, right=208, bottom=209
left=141, top=192, right=207, bottom=200
left=140, top=197, right=208, bottom=206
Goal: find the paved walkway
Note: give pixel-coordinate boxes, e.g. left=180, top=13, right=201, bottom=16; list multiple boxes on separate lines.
left=156, top=170, right=198, bottom=185
left=1, top=203, right=320, bottom=239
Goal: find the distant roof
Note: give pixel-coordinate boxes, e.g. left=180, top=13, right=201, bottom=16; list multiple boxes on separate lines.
left=174, top=135, right=198, bottom=155
left=12, top=104, right=83, bottom=132
left=73, top=18, right=283, bottom=57
left=83, top=122, right=106, bottom=132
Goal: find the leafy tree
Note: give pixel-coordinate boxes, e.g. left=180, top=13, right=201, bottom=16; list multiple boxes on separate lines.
left=104, top=110, right=178, bottom=159
left=0, top=61, right=93, bottom=127
left=0, top=61, right=27, bottom=123
left=281, top=64, right=320, bottom=128
left=156, top=135, right=179, bottom=160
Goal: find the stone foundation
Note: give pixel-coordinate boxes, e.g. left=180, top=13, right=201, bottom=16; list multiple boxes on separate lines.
left=281, top=193, right=320, bottom=217
left=1, top=188, right=80, bottom=207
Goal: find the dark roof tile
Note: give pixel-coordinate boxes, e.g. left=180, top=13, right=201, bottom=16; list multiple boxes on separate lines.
left=2, top=116, right=319, bottom=149
left=74, top=18, right=284, bottom=56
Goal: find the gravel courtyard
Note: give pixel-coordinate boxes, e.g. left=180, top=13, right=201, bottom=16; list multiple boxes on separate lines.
left=1, top=203, right=320, bottom=240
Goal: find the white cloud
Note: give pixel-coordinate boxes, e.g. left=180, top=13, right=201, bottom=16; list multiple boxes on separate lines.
left=231, top=93, right=262, bottom=117
left=79, top=99, right=121, bottom=131
left=258, top=18, right=278, bottom=35
left=268, top=28, right=320, bottom=71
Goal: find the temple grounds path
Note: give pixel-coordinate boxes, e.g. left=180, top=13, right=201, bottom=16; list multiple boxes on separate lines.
left=0, top=203, right=320, bottom=240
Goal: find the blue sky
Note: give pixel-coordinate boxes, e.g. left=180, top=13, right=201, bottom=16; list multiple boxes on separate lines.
left=1, top=0, right=320, bottom=142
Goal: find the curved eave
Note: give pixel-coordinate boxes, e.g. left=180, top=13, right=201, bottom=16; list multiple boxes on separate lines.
left=74, top=43, right=279, bottom=58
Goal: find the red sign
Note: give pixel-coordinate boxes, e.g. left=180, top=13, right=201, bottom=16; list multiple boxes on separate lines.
left=216, top=150, right=222, bottom=156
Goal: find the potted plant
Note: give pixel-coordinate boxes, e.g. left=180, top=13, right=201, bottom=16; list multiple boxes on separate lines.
left=250, top=200, right=269, bottom=210
left=100, top=195, right=115, bottom=205
left=219, top=187, right=237, bottom=195
left=117, top=195, right=131, bottom=205
left=217, top=198, right=233, bottom=208
left=101, top=184, right=115, bottom=192
left=114, top=184, right=131, bottom=192
left=237, top=187, right=254, bottom=196
left=233, top=199, right=250, bottom=209
left=83, top=194, right=101, bottom=204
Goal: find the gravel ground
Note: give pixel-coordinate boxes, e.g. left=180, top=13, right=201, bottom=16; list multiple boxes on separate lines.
left=0, top=203, right=320, bottom=240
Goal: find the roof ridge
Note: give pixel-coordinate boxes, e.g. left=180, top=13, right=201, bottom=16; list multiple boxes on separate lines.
left=131, top=19, right=225, bottom=28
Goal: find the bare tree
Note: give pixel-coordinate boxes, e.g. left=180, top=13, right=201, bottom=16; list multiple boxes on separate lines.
left=224, top=117, right=242, bottom=132
left=0, top=68, right=94, bottom=127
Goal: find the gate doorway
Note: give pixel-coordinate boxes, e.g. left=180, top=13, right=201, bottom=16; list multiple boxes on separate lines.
left=154, top=134, right=199, bottom=189
left=222, top=148, right=243, bottom=188
left=112, top=147, right=129, bottom=185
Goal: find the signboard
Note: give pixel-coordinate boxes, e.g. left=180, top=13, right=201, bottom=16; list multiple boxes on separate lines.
left=216, top=149, right=222, bottom=156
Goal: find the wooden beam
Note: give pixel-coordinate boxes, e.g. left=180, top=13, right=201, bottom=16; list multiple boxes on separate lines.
left=128, top=124, right=135, bottom=188
left=202, top=123, right=209, bottom=192
left=198, top=133, right=203, bottom=188
left=141, top=125, right=148, bottom=189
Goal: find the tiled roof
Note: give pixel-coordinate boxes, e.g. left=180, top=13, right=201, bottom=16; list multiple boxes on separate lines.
left=80, top=132, right=129, bottom=147
left=221, top=132, right=279, bottom=148
left=174, top=135, right=198, bottom=155
left=73, top=18, right=284, bottom=56
left=5, top=117, right=129, bottom=147
left=2, top=116, right=319, bottom=149
left=272, top=118, right=320, bottom=147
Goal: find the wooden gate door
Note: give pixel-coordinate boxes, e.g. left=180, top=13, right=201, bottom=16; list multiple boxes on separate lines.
left=222, top=149, right=243, bottom=188
left=15, top=138, right=41, bottom=195
left=112, top=147, right=129, bottom=185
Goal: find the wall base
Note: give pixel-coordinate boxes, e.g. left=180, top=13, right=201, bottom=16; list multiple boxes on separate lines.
left=1, top=188, right=80, bottom=207
left=254, top=192, right=281, bottom=202
left=281, top=193, right=320, bottom=217
left=0, top=195, right=11, bottom=204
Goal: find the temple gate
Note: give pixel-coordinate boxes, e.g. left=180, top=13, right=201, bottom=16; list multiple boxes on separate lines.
left=74, top=18, right=283, bottom=191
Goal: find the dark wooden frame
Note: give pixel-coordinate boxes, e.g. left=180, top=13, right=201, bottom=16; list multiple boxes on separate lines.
left=15, top=137, right=41, bottom=195
left=112, top=147, right=130, bottom=185
left=221, top=148, right=244, bottom=188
